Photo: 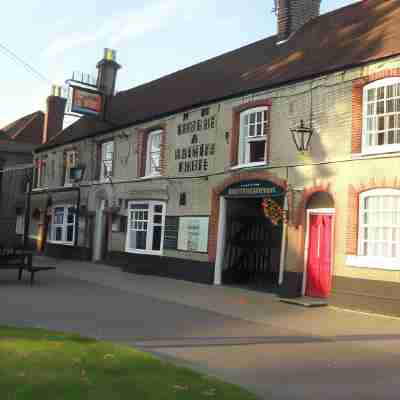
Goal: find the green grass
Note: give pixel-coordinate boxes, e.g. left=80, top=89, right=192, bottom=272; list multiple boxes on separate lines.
left=0, top=326, right=258, bottom=400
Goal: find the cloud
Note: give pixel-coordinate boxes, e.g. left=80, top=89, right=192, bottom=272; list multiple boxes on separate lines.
left=44, top=0, right=196, bottom=58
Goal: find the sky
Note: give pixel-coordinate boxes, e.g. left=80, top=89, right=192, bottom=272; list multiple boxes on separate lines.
left=0, top=0, right=359, bottom=128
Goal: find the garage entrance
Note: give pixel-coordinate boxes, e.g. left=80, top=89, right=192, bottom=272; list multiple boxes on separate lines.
left=215, top=180, right=286, bottom=292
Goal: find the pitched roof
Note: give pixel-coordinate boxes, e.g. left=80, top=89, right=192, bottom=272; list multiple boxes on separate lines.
left=1, top=111, right=44, bottom=145
left=41, top=0, right=400, bottom=151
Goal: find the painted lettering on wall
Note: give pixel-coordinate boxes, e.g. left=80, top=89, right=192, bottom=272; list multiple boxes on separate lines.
left=177, top=116, right=216, bottom=135
left=175, top=139, right=215, bottom=173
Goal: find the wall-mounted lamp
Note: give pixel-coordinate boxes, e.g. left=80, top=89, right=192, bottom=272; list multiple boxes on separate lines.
left=290, top=120, right=313, bottom=152
left=179, top=193, right=187, bottom=206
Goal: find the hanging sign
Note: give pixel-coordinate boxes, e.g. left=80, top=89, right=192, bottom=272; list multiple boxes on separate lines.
left=71, top=87, right=102, bottom=115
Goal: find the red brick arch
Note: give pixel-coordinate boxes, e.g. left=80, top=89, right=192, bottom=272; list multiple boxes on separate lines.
left=295, top=183, right=336, bottom=273
left=208, top=170, right=287, bottom=263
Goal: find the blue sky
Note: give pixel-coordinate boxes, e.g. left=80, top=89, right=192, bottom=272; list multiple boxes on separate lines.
left=0, top=0, right=358, bottom=127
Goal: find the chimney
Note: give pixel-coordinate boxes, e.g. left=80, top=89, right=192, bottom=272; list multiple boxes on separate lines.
left=42, top=85, right=67, bottom=144
left=96, top=48, right=121, bottom=96
left=277, top=0, right=321, bottom=43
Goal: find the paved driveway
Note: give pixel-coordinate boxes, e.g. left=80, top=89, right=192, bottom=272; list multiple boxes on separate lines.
left=1, top=257, right=400, bottom=399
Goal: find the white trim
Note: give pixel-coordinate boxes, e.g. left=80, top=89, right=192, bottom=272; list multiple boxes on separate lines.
left=214, top=197, right=227, bottom=285
left=346, top=255, right=400, bottom=270
left=361, top=77, right=400, bottom=154
left=278, top=195, right=288, bottom=286
left=357, top=188, right=400, bottom=260
left=100, top=140, right=114, bottom=183
left=125, top=200, right=166, bottom=256
left=302, top=208, right=335, bottom=296
left=145, top=130, right=162, bottom=177
left=47, top=204, right=76, bottom=246
left=230, top=161, right=267, bottom=170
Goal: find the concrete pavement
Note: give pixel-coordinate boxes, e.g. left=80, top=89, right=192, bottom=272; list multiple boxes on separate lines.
left=1, top=256, right=400, bottom=399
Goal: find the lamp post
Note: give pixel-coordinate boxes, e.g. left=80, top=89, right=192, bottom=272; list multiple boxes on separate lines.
left=290, top=120, right=313, bottom=152
left=70, top=165, right=86, bottom=247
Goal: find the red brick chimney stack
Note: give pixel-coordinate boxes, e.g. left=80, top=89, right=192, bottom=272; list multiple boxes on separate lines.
left=277, top=0, right=321, bottom=43
left=42, top=85, right=67, bottom=144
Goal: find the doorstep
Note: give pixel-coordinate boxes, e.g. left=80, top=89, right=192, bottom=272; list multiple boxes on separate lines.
left=279, top=296, right=328, bottom=307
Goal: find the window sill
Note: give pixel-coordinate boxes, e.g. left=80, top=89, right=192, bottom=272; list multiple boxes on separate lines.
left=230, top=162, right=267, bottom=171
left=47, top=240, right=74, bottom=246
left=358, top=145, right=400, bottom=157
left=125, top=248, right=163, bottom=256
left=346, top=255, right=400, bottom=271
left=140, top=174, right=162, bottom=180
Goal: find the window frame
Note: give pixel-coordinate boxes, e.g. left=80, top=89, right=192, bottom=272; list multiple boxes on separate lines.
left=100, top=140, right=114, bottom=182
left=36, top=157, right=48, bottom=188
left=47, top=204, right=76, bottom=246
left=125, top=200, right=166, bottom=256
left=347, top=188, right=400, bottom=270
left=362, top=77, right=400, bottom=155
left=238, top=106, right=269, bottom=167
left=64, top=150, right=77, bottom=187
left=145, top=130, right=162, bottom=177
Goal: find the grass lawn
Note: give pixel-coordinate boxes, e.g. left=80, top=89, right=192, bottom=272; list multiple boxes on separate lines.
left=0, top=326, right=258, bottom=400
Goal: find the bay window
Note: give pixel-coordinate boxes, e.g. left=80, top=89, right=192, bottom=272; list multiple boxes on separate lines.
left=363, top=78, right=400, bottom=153
left=47, top=205, right=76, bottom=245
left=238, top=107, right=268, bottom=165
left=126, top=201, right=165, bottom=255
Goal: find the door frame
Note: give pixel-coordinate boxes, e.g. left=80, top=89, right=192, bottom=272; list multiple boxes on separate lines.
left=93, top=199, right=105, bottom=261
left=302, top=208, right=335, bottom=296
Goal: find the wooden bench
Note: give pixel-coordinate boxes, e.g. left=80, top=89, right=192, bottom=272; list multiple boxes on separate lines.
left=0, top=251, right=56, bottom=286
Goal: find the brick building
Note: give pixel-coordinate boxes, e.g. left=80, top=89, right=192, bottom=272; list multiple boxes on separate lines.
left=31, top=0, right=400, bottom=315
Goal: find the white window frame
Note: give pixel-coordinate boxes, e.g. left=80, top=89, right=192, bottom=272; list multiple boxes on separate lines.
left=125, top=200, right=165, bottom=255
left=362, top=77, right=400, bottom=155
left=145, top=130, right=162, bottom=177
left=238, top=106, right=269, bottom=167
left=100, top=141, right=114, bottom=182
left=346, top=188, right=400, bottom=270
left=64, top=150, right=77, bottom=186
left=47, top=205, right=76, bottom=246
left=16, top=214, right=25, bottom=235
left=36, top=158, right=48, bottom=188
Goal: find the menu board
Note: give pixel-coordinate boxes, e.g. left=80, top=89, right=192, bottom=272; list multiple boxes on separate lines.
left=178, top=217, right=209, bottom=253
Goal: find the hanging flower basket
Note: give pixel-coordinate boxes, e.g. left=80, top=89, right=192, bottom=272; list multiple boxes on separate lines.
left=32, top=208, right=41, bottom=220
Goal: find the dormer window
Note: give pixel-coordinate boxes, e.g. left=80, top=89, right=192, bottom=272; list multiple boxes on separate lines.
left=363, top=78, right=400, bottom=154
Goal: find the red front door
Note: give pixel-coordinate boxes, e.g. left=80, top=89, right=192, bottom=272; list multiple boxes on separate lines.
left=306, top=214, right=333, bottom=298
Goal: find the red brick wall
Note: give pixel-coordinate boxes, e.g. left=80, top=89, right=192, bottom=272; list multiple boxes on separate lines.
left=208, top=170, right=287, bottom=263
left=230, top=99, right=272, bottom=167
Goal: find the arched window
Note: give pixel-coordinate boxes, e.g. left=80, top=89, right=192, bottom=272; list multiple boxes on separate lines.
left=146, top=130, right=161, bottom=176
left=363, top=77, right=400, bottom=153
left=238, top=107, right=269, bottom=165
left=358, top=189, right=400, bottom=259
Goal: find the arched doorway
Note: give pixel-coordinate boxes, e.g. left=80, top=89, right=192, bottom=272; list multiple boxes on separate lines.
left=214, top=179, right=286, bottom=292
left=303, top=191, right=335, bottom=298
